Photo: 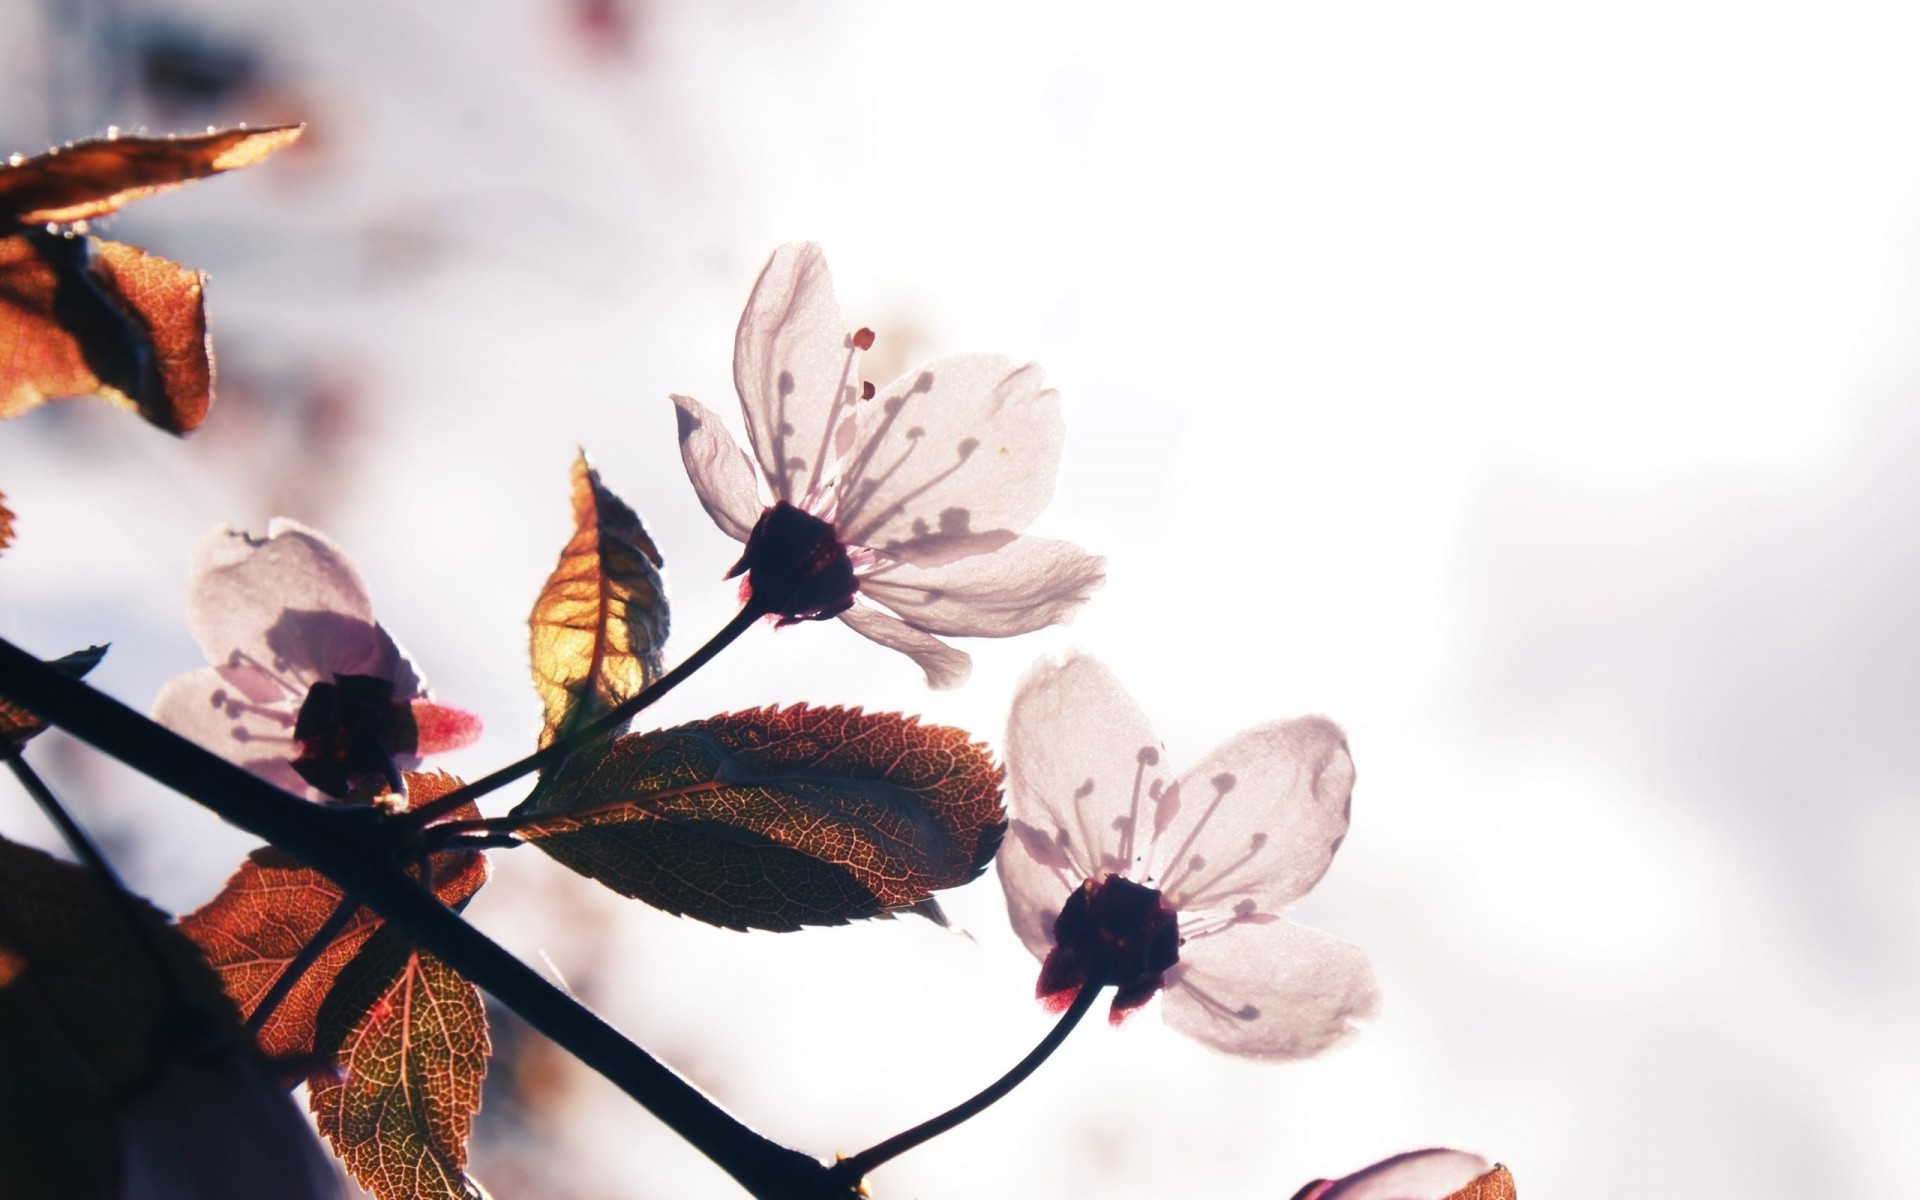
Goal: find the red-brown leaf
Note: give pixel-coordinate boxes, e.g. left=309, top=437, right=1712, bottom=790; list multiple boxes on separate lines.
left=178, top=771, right=488, bottom=1058
left=0, top=644, right=106, bottom=746
left=0, top=490, right=13, bottom=552
left=529, top=451, right=668, bottom=748
left=309, top=926, right=487, bottom=1200
left=0, top=125, right=303, bottom=225
left=0, top=231, right=211, bottom=433
left=0, top=835, right=333, bottom=1199
left=1444, top=1165, right=1517, bottom=1200
left=516, top=705, right=1006, bottom=931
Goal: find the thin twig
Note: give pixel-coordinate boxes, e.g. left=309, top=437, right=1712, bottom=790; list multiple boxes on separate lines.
left=830, top=980, right=1106, bottom=1186
left=244, top=894, right=361, bottom=1036
left=402, top=602, right=764, bottom=829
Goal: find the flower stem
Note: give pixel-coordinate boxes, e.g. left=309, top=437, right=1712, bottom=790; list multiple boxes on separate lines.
left=830, top=981, right=1106, bottom=1186
left=402, top=601, right=765, bottom=829
left=244, top=894, right=360, bottom=1036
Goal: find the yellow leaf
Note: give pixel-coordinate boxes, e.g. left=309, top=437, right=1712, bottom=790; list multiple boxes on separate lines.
left=529, top=451, right=668, bottom=748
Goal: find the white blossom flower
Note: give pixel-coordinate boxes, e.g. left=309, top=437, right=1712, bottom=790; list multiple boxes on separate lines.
left=1290, top=1149, right=1494, bottom=1200
left=671, top=242, right=1105, bottom=688
left=996, top=654, right=1378, bottom=1057
left=152, top=519, right=479, bottom=800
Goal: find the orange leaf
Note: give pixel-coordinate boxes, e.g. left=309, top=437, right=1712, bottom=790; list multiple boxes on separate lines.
left=178, top=771, right=488, bottom=1059
left=0, top=644, right=106, bottom=746
left=1444, top=1165, right=1518, bottom=1200
left=530, top=451, right=668, bottom=748
left=0, top=490, right=13, bottom=553
left=308, top=927, right=487, bottom=1200
left=0, top=125, right=303, bottom=225
left=0, top=230, right=211, bottom=433
left=517, top=705, right=1007, bottom=930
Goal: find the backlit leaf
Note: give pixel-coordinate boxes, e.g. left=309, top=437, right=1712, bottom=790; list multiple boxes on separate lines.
left=529, top=451, right=668, bottom=748
left=0, top=490, right=13, bottom=552
left=309, top=925, right=487, bottom=1200
left=0, top=230, right=211, bottom=432
left=1444, top=1165, right=1517, bottom=1200
left=517, top=706, right=1006, bottom=931
left=0, top=835, right=332, bottom=1200
left=179, top=771, right=488, bottom=1059
left=0, top=125, right=303, bottom=225
left=0, top=644, right=106, bottom=746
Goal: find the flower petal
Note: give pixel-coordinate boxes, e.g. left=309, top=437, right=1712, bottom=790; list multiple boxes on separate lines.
left=151, top=666, right=313, bottom=796
left=1162, top=918, right=1377, bottom=1059
left=834, top=356, right=1063, bottom=564
left=1153, top=716, right=1354, bottom=915
left=858, top=536, right=1106, bottom=637
left=184, top=519, right=419, bottom=697
left=996, top=818, right=1084, bottom=962
left=732, top=242, right=861, bottom=506
left=1310, top=1150, right=1493, bottom=1200
left=835, top=602, right=972, bottom=689
left=1001, top=655, right=1169, bottom=906
left=671, top=393, right=764, bottom=542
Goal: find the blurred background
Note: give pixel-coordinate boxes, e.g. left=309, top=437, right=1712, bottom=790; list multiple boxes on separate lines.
left=3, top=1, right=1918, bottom=1196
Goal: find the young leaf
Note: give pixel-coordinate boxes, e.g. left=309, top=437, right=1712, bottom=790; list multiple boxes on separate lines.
left=309, top=924, right=488, bottom=1200
left=0, top=229, right=211, bottom=433
left=529, top=451, right=668, bottom=748
left=0, top=644, right=107, bottom=746
left=0, top=125, right=303, bottom=226
left=1444, top=1165, right=1517, bottom=1200
left=517, top=705, right=1007, bottom=931
left=179, top=771, right=488, bottom=1058
left=0, top=490, right=13, bottom=552
left=0, top=835, right=333, bottom=1200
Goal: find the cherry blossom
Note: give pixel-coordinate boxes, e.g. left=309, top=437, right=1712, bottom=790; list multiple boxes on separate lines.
left=1290, top=1150, right=1494, bottom=1200
left=672, top=242, right=1105, bottom=688
left=996, top=654, right=1377, bottom=1057
left=151, top=519, right=479, bottom=800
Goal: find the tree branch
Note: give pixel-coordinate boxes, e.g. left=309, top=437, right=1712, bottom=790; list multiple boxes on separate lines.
left=0, top=635, right=846, bottom=1200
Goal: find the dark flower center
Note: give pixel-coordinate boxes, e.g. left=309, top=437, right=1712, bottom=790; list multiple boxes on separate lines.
left=729, top=501, right=858, bottom=625
left=1036, top=874, right=1181, bottom=1022
left=290, top=673, right=413, bottom=798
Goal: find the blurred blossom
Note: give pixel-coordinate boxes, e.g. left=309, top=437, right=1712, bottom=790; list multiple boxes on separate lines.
left=673, top=241, right=1105, bottom=687
left=1290, top=1149, right=1493, bottom=1200
left=998, top=654, right=1376, bottom=1056
left=151, top=519, right=479, bottom=799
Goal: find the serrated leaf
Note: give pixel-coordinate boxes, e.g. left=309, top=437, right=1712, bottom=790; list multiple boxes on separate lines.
left=0, top=644, right=106, bottom=746
left=309, top=924, right=487, bottom=1200
left=0, top=834, right=333, bottom=1200
left=1444, top=1165, right=1517, bottom=1200
left=0, top=125, right=303, bottom=225
left=529, top=451, right=668, bottom=749
left=179, top=771, right=488, bottom=1058
left=517, top=705, right=1006, bottom=931
left=0, top=230, right=211, bottom=433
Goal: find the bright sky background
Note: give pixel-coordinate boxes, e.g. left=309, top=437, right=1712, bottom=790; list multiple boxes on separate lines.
left=4, top=2, right=1920, bottom=1198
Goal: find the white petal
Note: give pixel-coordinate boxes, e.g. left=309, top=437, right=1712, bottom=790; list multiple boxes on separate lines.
left=1316, top=1150, right=1493, bottom=1200
left=835, top=602, right=972, bottom=689
left=1001, top=655, right=1169, bottom=899
left=1154, top=716, right=1354, bottom=915
left=834, top=356, right=1063, bottom=563
left=858, top=536, right=1106, bottom=637
left=151, top=667, right=312, bottom=796
left=1162, top=919, right=1378, bottom=1059
left=732, top=242, right=862, bottom=505
left=184, top=520, right=419, bottom=696
left=672, top=393, right=765, bottom=542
